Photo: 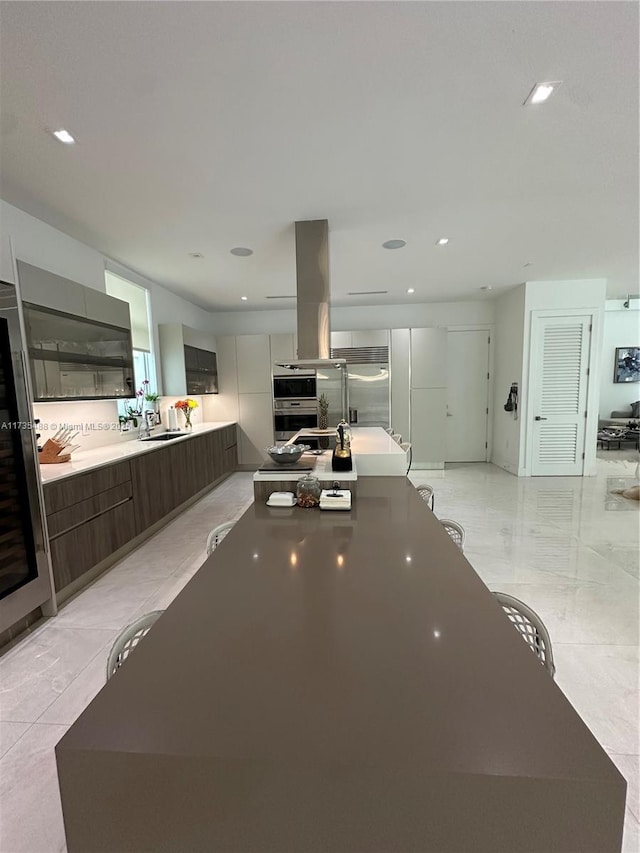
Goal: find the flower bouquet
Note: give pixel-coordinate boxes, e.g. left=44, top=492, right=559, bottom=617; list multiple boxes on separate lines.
left=175, top=398, right=198, bottom=429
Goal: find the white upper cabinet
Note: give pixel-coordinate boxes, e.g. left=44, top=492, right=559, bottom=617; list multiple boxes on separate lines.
left=236, top=335, right=272, bottom=394
left=331, top=330, right=389, bottom=349
left=330, top=331, right=352, bottom=349
left=390, top=328, right=410, bottom=443
left=410, top=328, right=447, bottom=389
left=158, top=324, right=187, bottom=396
left=212, top=336, right=239, bottom=422
left=351, top=329, right=389, bottom=348
left=16, top=260, right=84, bottom=316
left=269, top=333, right=296, bottom=370
left=84, top=287, right=131, bottom=328
left=182, top=326, right=216, bottom=352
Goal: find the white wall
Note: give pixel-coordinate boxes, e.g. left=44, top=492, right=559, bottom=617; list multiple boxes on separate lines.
left=600, top=300, right=640, bottom=418
left=1, top=199, right=218, bottom=350
left=1, top=199, right=225, bottom=447
left=1, top=201, right=106, bottom=289
left=210, top=300, right=494, bottom=337
left=491, top=285, right=526, bottom=475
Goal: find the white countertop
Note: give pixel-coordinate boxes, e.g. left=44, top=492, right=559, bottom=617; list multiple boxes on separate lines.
left=253, top=451, right=358, bottom=483
left=282, top=427, right=408, bottom=477
left=38, top=422, right=236, bottom=484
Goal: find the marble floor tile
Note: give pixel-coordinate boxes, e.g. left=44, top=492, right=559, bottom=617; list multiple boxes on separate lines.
left=132, top=562, right=202, bottom=615
left=467, top=537, right=632, bottom=588
left=0, top=625, right=114, bottom=722
left=98, top=547, right=178, bottom=584
left=590, top=543, right=640, bottom=581
left=622, top=810, right=639, bottom=853
left=0, top=722, right=68, bottom=853
left=53, top=578, right=163, bottom=630
left=611, top=753, right=640, bottom=821
left=553, top=644, right=639, bottom=756
left=38, top=646, right=109, bottom=727
left=0, top=720, right=30, bottom=758
left=486, top=580, right=639, bottom=646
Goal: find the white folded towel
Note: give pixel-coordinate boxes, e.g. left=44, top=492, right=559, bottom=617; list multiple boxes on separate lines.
left=319, top=489, right=352, bottom=510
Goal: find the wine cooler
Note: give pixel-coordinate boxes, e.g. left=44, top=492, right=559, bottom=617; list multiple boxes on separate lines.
left=0, top=281, right=54, bottom=638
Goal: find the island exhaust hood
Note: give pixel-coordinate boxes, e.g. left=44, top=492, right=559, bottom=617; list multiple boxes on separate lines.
left=275, top=219, right=346, bottom=371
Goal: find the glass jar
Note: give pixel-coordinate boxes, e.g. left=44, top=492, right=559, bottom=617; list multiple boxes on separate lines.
left=337, top=419, right=352, bottom=450
left=296, top=473, right=322, bottom=508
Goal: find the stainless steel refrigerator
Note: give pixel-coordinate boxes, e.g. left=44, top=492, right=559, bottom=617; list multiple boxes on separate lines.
left=317, top=359, right=390, bottom=429
left=345, top=363, right=390, bottom=428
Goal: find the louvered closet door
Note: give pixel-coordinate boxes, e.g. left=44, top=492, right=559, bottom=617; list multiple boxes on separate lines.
left=530, top=315, right=592, bottom=476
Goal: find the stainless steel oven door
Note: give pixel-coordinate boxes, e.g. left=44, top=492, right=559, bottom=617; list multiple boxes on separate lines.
left=273, top=375, right=317, bottom=400
left=0, top=280, right=55, bottom=634
left=273, top=403, right=318, bottom=441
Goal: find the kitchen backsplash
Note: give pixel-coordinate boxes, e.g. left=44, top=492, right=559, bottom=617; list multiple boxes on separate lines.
left=33, top=394, right=232, bottom=453
left=32, top=400, right=134, bottom=452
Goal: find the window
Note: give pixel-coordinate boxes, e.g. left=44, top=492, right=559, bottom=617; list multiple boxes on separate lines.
left=105, top=271, right=156, bottom=418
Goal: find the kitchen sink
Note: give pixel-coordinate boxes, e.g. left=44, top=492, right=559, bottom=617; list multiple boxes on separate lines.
left=141, top=433, right=187, bottom=442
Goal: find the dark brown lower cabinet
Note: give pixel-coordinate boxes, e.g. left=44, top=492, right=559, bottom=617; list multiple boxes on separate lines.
left=49, top=501, right=137, bottom=590
left=43, top=460, right=132, bottom=515
left=43, top=427, right=238, bottom=596
left=130, top=452, right=178, bottom=532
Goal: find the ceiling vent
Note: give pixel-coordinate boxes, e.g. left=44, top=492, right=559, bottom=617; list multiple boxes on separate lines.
left=347, top=290, right=389, bottom=296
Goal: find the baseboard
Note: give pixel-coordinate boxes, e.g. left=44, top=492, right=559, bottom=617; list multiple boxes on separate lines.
left=412, top=462, right=445, bottom=470
left=0, top=606, right=43, bottom=654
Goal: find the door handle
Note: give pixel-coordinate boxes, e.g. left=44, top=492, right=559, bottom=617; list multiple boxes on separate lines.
left=534, top=416, right=547, bottom=421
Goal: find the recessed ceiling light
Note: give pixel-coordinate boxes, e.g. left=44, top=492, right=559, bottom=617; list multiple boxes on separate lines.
left=241, top=296, right=248, bottom=301
left=188, top=252, right=204, bottom=259
left=480, top=286, right=493, bottom=291
left=407, top=288, right=415, bottom=294
left=230, top=247, right=253, bottom=257
left=51, top=129, right=76, bottom=144
left=523, top=81, right=562, bottom=106
left=382, top=239, right=406, bottom=250
left=436, top=237, right=449, bottom=246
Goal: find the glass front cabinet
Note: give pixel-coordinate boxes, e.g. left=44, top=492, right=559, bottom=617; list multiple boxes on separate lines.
left=184, top=345, right=218, bottom=395
left=16, top=260, right=135, bottom=402
left=23, top=303, right=134, bottom=401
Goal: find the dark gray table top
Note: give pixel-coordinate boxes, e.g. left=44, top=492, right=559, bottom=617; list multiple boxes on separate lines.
left=59, top=478, right=619, bottom=784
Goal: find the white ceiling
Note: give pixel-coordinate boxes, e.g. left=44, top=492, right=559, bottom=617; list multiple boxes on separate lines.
left=1, top=1, right=637, bottom=310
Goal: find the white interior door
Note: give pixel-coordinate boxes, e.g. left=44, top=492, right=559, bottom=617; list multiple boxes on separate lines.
left=446, top=330, right=490, bottom=462
left=530, top=315, right=591, bottom=476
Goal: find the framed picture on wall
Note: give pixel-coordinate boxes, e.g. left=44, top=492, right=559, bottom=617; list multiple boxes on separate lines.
left=614, top=347, right=640, bottom=383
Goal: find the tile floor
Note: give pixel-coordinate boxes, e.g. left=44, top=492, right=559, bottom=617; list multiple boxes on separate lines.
left=1, top=457, right=638, bottom=853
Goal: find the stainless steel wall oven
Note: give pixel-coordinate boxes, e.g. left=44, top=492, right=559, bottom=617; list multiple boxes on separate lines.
left=273, top=375, right=317, bottom=400
left=273, top=399, right=318, bottom=441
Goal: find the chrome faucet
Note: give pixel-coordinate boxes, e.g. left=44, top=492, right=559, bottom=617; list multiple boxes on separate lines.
left=138, top=419, right=151, bottom=440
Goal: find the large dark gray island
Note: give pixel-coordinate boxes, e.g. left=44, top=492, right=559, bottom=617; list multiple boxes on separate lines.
left=56, top=478, right=626, bottom=852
